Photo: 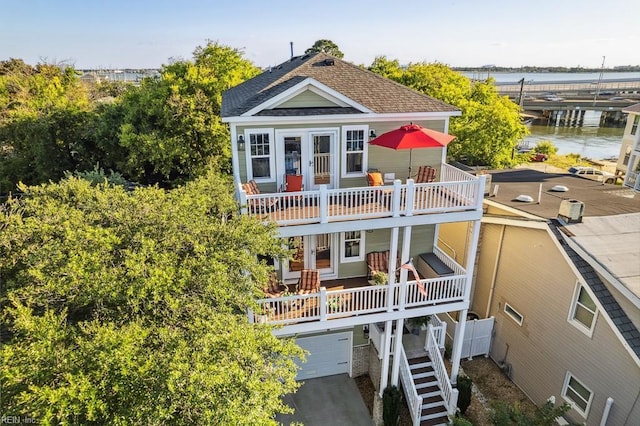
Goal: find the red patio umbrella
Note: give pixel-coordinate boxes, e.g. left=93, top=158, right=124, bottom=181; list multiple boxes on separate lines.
left=368, top=123, right=456, bottom=178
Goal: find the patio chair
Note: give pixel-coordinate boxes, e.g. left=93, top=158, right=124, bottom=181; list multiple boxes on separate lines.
left=281, top=174, right=304, bottom=192
left=242, top=179, right=279, bottom=213
left=367, top=172, right=393, bottom=208
left=297, top=269, right=320, bottom=295
left=415, top=166, right=437, bottom=183
left=366, top=171, right=385, bottom=187
left=366, top=250, right=400, bottom=280
left=263, top=272, right=286, bottom=298
left=280, top=174, right=304, bottom=206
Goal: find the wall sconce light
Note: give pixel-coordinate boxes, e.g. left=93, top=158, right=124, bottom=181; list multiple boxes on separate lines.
left=369, top=129, right=377, bottom=140
left=237, top=135, right=245, bottom=151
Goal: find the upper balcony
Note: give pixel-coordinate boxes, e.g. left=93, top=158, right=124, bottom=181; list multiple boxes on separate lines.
left=238, top=163, right=485, bottom=227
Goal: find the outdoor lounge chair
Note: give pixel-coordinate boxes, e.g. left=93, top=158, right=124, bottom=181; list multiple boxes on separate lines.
left=297, top=269, right=320, bottom=295
left=367, top=250, right=400, bottom=280
left=415, top=166, right=437, bottom=183
left=280, top=174, right=304, bottom=206
left=242, top=179, right=279, bottom=213
left=263, top=273, right=286, bottom=298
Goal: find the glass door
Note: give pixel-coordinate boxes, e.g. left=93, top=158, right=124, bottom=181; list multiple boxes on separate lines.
left=308, top=132, right=335, bottom=189
left=282, top=234, right=335, bottom=281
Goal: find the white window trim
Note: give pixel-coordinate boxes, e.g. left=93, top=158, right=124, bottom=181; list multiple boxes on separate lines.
left=245, top=128, right=276, bottom=183
left=561, top=371, right=593, bottom=418
left=341, top=125, right=368, bottom=178
left=504, top=302, right=524, bottom=326
left=568, top=283, right=598, bottom=337
left=340, top=231, right=365, bottom=263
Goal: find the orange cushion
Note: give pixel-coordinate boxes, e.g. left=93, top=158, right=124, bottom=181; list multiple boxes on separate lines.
left=367, top=172, right=384, bottom=186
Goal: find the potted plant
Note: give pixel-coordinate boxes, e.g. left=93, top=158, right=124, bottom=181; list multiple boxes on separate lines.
left=371, top=271, right=388, bottom=286
left=408, top=315, right=431, bottom=335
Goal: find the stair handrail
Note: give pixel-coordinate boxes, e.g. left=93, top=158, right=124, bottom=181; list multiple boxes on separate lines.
left=399, top=346, right=423, bottom=426
left=426, top=324, right=459, bottom=416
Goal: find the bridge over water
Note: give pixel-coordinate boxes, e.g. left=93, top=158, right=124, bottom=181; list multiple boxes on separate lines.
left=496, top=77, right=640, bottom=126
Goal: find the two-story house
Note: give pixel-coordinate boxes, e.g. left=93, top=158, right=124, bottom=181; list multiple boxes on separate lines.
left=438, top=168, right=640, bottom=425
left=222, top=53, right=486, bottom=425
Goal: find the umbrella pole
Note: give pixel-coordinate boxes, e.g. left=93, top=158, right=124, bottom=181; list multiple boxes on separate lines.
left=408, top=149, right=412, bottom=179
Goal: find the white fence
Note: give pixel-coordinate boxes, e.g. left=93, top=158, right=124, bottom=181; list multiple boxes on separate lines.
left=440, top=312, right=494, bottom=359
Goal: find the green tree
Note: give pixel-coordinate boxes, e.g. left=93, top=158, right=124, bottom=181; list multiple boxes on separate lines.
left=0, top=168, right=302, bottom=425
left=305, top=39, right=344, bottom=58
left=534, top=140, right=558, bottom=156
left=368, top=59, right=528, bottom=168
left=0, top=60, right=98, bottom=192
left=116, top=41, right=260, bottom=186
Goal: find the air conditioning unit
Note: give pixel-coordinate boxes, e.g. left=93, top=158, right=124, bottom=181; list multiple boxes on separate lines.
left=558, top=199, right=585, bottom=223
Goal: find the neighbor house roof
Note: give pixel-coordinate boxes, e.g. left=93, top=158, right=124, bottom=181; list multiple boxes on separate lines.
left=221, top=52, right=458, bottom=118
left=623, top=103, right=640, bottom=114
left=550, top=220, right=640, bottom=360
left=486, top=168, right=640, bottom=218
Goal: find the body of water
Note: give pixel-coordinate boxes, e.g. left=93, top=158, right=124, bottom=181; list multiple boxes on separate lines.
left=459, top=71, right=634, bottom=160
left=523, top=117, right=624, bottom=160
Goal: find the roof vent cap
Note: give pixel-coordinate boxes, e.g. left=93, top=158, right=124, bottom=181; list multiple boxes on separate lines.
left=550, top=185, right=569, bottom=192
left=514, top=194, right=534, bottom=202
left=323, top=58, right=335, bottom=66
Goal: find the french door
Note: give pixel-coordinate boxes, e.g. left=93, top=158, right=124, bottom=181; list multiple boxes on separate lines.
left=277, top=129, right=336, bottom=190
left=282, top=234, right=336, bottom=281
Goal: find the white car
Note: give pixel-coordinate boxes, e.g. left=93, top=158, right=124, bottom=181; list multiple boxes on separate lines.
left=568, top=166, right=615, bottom=184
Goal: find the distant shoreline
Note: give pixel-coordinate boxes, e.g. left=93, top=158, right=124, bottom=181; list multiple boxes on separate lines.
left=453, top=66, right=640, bottom=73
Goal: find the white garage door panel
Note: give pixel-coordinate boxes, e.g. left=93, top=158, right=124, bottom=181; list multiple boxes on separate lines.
left=295, top=332, right=351, bottom=380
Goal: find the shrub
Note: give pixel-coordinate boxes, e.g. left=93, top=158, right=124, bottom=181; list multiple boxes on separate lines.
left=456, top=375, right=473, bottom=415
left=382, top=385, right=402, bottom=426
left=534, top=140, right=558, bottom=156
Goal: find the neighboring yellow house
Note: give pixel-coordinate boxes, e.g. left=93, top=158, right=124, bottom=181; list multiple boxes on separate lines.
left=616, top=103, right=640, bottom=191
left=439, top=168, right=640, bottom=425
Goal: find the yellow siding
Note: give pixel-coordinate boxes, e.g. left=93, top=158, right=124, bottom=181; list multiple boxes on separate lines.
left=437, top=222, right=470, bottom=266
left=471, top=223, right=503, bottom=316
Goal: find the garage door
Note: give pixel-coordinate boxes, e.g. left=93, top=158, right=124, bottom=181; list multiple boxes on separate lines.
left=295, top=331, right=352, bottom=380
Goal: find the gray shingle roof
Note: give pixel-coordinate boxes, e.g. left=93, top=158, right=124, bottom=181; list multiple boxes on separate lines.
left=623, top=103, right=640, bottom=114
left=550, top=220, right=640, bottom=360
left=222, top=52, right=458, bottom=117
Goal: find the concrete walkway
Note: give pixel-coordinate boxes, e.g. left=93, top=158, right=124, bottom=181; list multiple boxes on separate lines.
left=276, top=374, right=373, bottom=426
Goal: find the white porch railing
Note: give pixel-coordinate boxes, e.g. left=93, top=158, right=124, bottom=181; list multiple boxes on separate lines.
left=399, top=345, right=423, bottom=426
left=429, top=314, right=447, bottom=351
left=426, top=324, right=459, bottom=417
left=238, top=163, right=484, bottom=225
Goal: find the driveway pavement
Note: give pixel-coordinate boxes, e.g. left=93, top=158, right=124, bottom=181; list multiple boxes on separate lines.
left=276, top=374, right=373, bottom=426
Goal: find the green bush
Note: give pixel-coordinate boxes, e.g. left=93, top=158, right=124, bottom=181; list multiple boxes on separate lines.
left=382, top=385, right=402, bottom=426
left=534, top=140, right=558, bottom=156
left=456, top=375, right=473, bottom=415
left=490, top=400, right=571, bottom=426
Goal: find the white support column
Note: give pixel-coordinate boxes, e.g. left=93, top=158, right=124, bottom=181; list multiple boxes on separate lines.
left=379, top=319, right=393, bottom=396
left=387, top=227, right=399, bottom=312
left=319, top=185, right=328, bottom=223
left=450, top=218, right=483, bottom=382
left=390, top=317, right=405, bottom=387
left=449, top=308, right=467, bottom=384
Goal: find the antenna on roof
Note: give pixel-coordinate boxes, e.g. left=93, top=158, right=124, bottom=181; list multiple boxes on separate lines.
left=290, top=42, right=294, bottom=59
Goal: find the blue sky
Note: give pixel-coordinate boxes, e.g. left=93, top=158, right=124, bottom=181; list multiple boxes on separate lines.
left=2, top=0, right=639, bottom=69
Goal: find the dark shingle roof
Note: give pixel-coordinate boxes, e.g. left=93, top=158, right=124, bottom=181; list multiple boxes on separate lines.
left=550, top=220, right=640, bottom=359
left=222, top=53, right=458, bottom=117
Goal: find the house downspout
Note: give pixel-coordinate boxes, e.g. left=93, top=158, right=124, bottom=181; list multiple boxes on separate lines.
left=600, top=397, right=613, bottom=426
left=230, top=124, right=241, bottom=184
left=485, top=224, right=506, bottom=318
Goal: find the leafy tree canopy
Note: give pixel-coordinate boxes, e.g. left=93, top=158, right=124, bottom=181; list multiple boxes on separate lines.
left=0, top=168, right=302, bottom=425
left=368, top=57, right=528, bottom=168
left=111, top=40, right=261, bottom=186
left=305, top=39, right=344, bottom=58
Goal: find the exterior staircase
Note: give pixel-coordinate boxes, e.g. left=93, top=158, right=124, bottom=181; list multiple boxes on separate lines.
left=407, top=355, right=450, bottom=426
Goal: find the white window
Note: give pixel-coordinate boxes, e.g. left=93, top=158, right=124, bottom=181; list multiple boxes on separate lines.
left=569, top=284, right=597, bottom=336
left=631, top=115, right=639, bottom=136
left=340, top=231, right=364, bottom=263
left=504, top=303, right=523, bottom=326
left=246, top=129, right=275, bottom=182
left=562, top=372, right=593, bottom=417
left=342, top=125, right=368, bottom=177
